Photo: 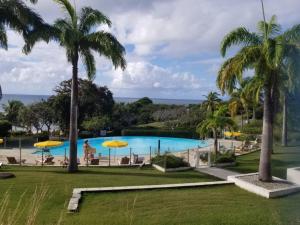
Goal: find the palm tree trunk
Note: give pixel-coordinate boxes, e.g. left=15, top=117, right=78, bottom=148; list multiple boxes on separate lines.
left=252, top=106, right=256, bottom=121
left=258, top=87, right=273, bottom=182
left=68, top=50, right=79, bottom=173
left=213, top=129, right=218, bottom=156
left=241, top=113, right=244, bottom=129
left=282, top=93, right=288, bottom=146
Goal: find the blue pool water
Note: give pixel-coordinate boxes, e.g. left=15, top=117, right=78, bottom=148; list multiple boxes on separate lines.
left=46, top=136, right=208, bottom=157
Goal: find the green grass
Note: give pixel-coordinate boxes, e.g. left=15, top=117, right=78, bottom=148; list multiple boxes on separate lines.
left=0, top=144, right=300, bottom=225
left=227, top=144, right=300, bottom=178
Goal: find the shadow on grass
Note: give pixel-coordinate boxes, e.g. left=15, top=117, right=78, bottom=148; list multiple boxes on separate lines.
left=0, top=166, right=211, bottom=180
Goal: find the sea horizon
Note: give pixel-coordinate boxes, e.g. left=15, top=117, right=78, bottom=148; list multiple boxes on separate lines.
left=0, top=93, right=202, bottom=111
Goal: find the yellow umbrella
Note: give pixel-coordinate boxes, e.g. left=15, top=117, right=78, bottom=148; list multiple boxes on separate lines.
left=224, top=131, right=242, bottom=137
left=34, top=141, right=63, bottom=166
left=34, top=140, right=63, bottom=148
left=0, top=139, right=3, bottom=144
left=102, top=140, right=128, bottom=166
left=224, top=131, right=233, bottom=137
left=102, top=140, right=128, bottom=148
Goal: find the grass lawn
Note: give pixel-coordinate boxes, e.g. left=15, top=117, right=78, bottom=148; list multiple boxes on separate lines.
left=227, top=144, right=300, bottom=178
left=0, top=144, right=299, bottom=225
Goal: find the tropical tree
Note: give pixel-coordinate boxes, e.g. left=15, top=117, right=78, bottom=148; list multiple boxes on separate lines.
left=197, top=106, right=235, bottom=155
left=228, top=77, right=253, bottom=127
left=25, top=0, right=126, bottom=172
left=280, top=46, right=300, bottom=146
left=0, top=0, right=46, bottom=50
left=217, top=15, right=300, bottom=181
left=202, top=91, right=221, bottom=114
left=2, top=100, right=24, bottom=127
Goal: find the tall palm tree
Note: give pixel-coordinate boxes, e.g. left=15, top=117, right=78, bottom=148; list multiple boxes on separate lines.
left=202, top=91, right=221, bottom=114
left=197, top=106, right=235, bottom=155
left=25, top=0, right=126, bottom=172
left=218, top=15, right=300, bottom=181
left=280, top=47, right=300, bottom=146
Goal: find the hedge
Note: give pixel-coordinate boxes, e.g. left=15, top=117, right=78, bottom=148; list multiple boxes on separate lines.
left=121, top=128, right=198, bottom=138
left=151, top=154, right=189, bottom=168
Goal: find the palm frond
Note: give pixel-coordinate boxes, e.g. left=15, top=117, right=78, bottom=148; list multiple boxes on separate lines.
left=80, top=48, right=96, bottom=81
left=82, top=31, right=126, bottom=70
left=53, top=0, right=77, bottom=27
left=257, top=15, right=281, bottom=38
left=282, top=24, right=300, bottom=42
left=218, top=46, right=260, bottom=94
left=0, top=24, right=7, bottom=49
left=220, top=27, right=261, bottom=56
left=79, top=7, right=111, bottom=34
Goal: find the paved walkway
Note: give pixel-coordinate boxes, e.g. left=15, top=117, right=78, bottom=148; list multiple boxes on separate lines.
left=195, top=167, right=240, bottom=180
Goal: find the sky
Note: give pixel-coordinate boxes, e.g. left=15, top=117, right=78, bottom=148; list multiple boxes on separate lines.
left=0, top=0, right=300, bottom=100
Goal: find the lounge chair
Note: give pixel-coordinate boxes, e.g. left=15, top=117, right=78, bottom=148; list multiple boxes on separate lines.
left=90, top=158, right=99, bottom=165
left=132, top=154, right=144, bottom=164
left=35, top=157, right=54, bottom=165
left=59, top=158, right=80, bottom=167
left=6, top=157, right=26, bottom=164
left=118, top=156, right=130, bottom=165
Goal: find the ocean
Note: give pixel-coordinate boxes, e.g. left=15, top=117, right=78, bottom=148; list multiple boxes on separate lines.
left=0, top=94, right=201, bottom=111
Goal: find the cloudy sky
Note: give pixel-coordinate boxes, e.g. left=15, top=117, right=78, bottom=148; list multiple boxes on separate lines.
left=1, top=0, right=300, bottom=100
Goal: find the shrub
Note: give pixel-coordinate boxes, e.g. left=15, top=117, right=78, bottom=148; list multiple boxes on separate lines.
left=241, top=120, right=262, bottom=134
left=10, top=131, right=27, bottom=136
left=215, top=152, right=236, bottom=164
left=151, top=154, right=189, bottom=168
left=0, top=120, right=12, bottom=137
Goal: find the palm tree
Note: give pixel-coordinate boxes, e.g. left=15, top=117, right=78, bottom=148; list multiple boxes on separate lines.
left=218, top=15, right=300, bottom=181
left=0, top=0, right=45, bottom=49
left=197, top=106, right=235, bottom=155
left=280, top=47, right=300, bottom=146
left=202, top=91, right=221, bottom=114
left=228, top=78, right=253, bottom=127
left=25, top=0, right=126, bottom=172
left=242, top=76, right=264, bottom=121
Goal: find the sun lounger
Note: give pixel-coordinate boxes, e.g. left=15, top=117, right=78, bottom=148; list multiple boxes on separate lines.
left=59, top=158, right=80, bottom=167
left=35, top=157, right=55, bottom=165
left=90, top=158, right=99, bottom=165
left=118, top=156, right=130, bottom=165
left=132, top=154, right=144, bottom=164
left=6, top=157, right=26, bottom=164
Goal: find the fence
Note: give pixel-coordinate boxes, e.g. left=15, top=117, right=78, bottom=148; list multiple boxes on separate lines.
left=0, top=138, right=239, bottom=168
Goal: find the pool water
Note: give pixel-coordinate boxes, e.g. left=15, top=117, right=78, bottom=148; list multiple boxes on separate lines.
left=46, top=136, right=208, bottom=157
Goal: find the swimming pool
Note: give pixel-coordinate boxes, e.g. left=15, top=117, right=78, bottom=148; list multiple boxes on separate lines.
left=46, top=136, right=208, bottom=157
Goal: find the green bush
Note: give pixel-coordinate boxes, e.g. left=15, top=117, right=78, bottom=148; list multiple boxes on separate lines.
left=0, top=120, right=12, bottom=137
left=215, top=152, right=236, bottom=164
left=241, top=120, right=262, bottom=134
left=151, top=154, right=189, bottom=168
left=121, top=128, right=197, bottom=138
left=10, top=131, right=27, bottom=136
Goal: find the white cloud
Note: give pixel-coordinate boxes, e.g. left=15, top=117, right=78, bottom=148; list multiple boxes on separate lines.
left=106, top=61, right=215, bottom=99
left=0, top=0, right=300, bottom=99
